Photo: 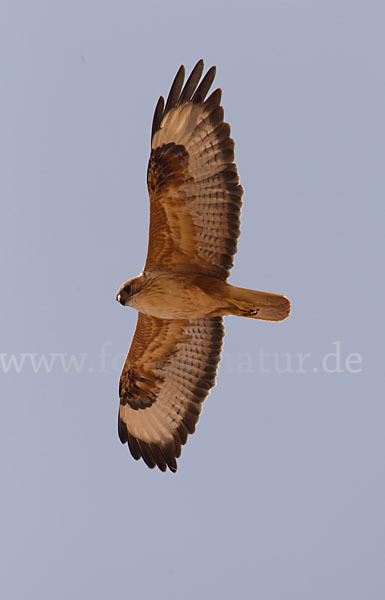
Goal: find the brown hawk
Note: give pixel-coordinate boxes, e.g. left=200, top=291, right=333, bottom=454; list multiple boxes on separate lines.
left=116, top=60, right=290, bottom=472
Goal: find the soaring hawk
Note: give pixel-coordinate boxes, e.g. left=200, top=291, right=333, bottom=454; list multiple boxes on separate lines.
left=116, top=60, right=290, bottom=472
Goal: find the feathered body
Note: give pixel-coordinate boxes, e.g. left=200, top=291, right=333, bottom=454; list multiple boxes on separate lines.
left=116, top=60, right=290, bottom=472
left=117, top=272, right=290, bottom=321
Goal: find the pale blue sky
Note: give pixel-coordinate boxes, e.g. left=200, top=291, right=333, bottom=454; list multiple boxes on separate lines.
left=1, top=1, right=384, bottom=599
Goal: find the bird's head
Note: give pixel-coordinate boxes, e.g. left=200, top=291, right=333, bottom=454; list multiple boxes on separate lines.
left=116, top=275, right=143, bottom=307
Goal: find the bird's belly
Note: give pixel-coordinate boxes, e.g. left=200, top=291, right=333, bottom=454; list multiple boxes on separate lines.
left=132, top=278, right=220, bottom=319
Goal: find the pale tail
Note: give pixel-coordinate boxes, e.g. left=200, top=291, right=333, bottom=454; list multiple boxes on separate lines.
left=225, top=285, right=291, bottom=322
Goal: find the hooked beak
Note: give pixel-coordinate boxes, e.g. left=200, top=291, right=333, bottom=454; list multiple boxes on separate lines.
left=116, top=292, right=125, bottom=305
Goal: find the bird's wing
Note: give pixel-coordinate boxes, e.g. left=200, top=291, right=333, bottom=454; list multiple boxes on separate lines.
left=145, top=60, right=243, bottom=281
left=118, top=312, right=224, bottom=472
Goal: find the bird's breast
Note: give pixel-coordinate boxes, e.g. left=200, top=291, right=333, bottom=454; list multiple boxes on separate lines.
left=131, top=274, right=222, bottom=319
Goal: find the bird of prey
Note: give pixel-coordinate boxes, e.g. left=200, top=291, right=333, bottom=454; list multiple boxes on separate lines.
left=116, top=60, right=290, bottom=472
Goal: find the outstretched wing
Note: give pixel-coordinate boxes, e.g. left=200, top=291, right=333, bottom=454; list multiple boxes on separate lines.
left=118, top=312, right=224, bottom=472
left=145, top=59, right=243, bottom=281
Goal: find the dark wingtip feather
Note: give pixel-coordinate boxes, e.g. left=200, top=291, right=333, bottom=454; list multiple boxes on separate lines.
left=138, top=440, right=157, bottom=469
left=178, top=59, right=204, bottom=104
left=164, top=64, right=185, bottom=114
left=161, top=441, right=179, bottom=472
left=127, top=434, right=142, bottom=461
left=192, top=65, right=216, bottom=103
left=175, top=423, right=189, bottom=446
left=151, top=96, right=164, bottom=141
left=149, top=444, right=168, bottom=472
left=204, top=88, right=222, bottom=109
left=118, top=417, right=128, bottom=444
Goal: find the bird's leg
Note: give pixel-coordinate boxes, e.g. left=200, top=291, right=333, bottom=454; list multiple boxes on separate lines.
left=225, top=297, right=260, bottom=317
